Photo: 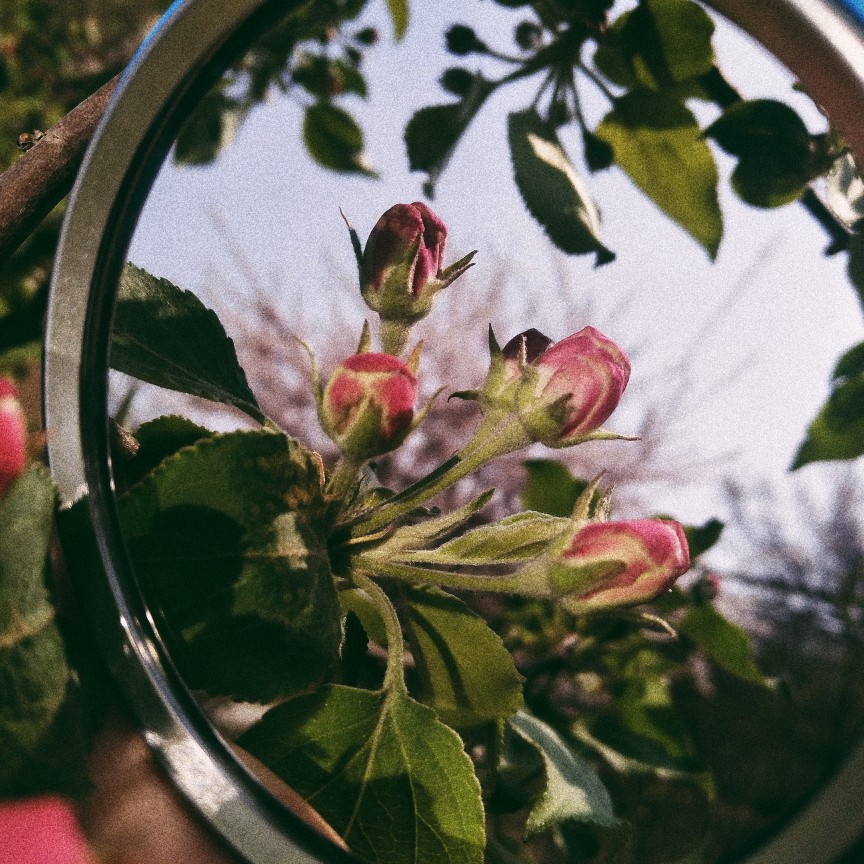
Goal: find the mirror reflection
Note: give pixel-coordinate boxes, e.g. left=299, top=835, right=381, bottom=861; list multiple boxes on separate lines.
left=89, top=2, right=864, bottom=862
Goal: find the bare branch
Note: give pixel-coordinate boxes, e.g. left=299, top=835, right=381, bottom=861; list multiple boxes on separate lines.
left=0, top=74, right=119, bottom=266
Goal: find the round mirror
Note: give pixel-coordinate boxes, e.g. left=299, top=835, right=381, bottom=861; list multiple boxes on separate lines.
left=44, top=1, right=864, bottom=862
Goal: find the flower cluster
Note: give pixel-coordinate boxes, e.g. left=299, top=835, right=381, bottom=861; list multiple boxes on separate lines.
left=317, top=202, right=690, bottom=614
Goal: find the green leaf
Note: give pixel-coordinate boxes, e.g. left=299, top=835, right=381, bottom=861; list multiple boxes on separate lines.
left=303, top=101, right=375, bottom=175
left=834, top=340, right=864, bottom=379
left=792, top=346, right=864, bottom=468
left=572, top=718, right=707, bottom=780
left=597, top=90, right=722, bottom=258
left=401, top=512, right=569, bottom=567
left=405, top=76, right=496, bottom=195
left=706, top=100, right=813, bottom=208
left=643, top=0, right=715, bottom=84
left=508, top=109, right=614, bottom=264
left=677, top=603, right=765, bottom=684
left=112, top=264, right=264, bottom=422
left=0, top=467, right=69, bottom=792
left=594, top=0, right=714, bottom=90
left=118, top=431, right=341, bottom=701
left=386, top=0, right=409, bottom=39
left=681, top=518, right=723, bottom=558
left=126, top=415, right=212, bottom=486
left=239, top=685, right=485, bottom=864
left=174, top=88, right=244, bottom=166
left=521, top=459, right=587, bottom=517
left=403, top=586, right=523, bottom=727
left=509, top=711, right=617, bottom=833
left=847, top=232, right=864, bottom=315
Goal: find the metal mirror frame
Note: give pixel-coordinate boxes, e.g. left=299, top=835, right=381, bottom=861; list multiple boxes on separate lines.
left=42, top=0, right=864, bottom=861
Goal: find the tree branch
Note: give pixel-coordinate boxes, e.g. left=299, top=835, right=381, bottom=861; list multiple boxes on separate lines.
left=0, top=74, right=119, bottom=266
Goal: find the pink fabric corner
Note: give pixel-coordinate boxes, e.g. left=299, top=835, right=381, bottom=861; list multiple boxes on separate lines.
left=0, top=796, right=93, bottom=864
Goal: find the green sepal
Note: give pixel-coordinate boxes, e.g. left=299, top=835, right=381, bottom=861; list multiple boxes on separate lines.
left=396, top=510, right=570, bottom=567
left=547, top=558, right=627, bottom=598
left=373, top=488, right=494, bottom=554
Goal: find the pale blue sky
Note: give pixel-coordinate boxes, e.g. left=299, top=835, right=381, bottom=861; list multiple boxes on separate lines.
left=127, top=0, right=864, bottom=532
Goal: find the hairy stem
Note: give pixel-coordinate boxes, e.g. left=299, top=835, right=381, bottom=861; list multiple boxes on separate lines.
left=352, top=571, right=407, bottom=693
left=348, top=412, right=530, bottom=535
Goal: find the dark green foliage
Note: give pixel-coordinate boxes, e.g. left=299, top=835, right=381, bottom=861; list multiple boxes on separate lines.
left=303, top=101, right=375, bottom=175
left=707, top=99, right=829, bottom=207
left=111, top=264, right=264, bottom=422
left=119, top=432, right=342, bottom=701
left=0, top=467, right=69, bottom=794
left=792, top=338, right=864, bottom=468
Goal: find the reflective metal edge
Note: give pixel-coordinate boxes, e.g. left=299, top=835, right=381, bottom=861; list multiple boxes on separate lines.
left=704, top=2, right=864, bottom=862
left=43, top=0, right=359, bottom=861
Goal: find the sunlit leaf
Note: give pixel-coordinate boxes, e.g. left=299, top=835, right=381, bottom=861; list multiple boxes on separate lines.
left=594, top=0, right=714, bottom=90
left=125, top=415, right=212, bottom=487
left=239, top=685, right=485, bottom=864
left=681, top=518, right=723, bottom=559
left=112, top=264, right=264, bottom=422
left=509, top=711, right=618, bottom=833
left=174, top=88, right=245, bottom=166
left=404, top=586, right=523, bottom=727
left=597, top=90, right=722, bottom=258
left=386, top=0, right=409, bottom=39
left=509, top=109, right=614, bottom=264
left=401, top=512, right=568, bottom=567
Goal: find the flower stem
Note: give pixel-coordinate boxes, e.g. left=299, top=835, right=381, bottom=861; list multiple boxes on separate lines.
left=352, top=571, right=407, bottom=693
left=380, top=319, right=411, bottom=357
left=347, top=412, right=530, bottom=535
left=326, top=455, right=361, bottom=499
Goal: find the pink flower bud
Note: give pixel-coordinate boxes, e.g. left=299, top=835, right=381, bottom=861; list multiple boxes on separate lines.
left=556, top=519, right=690, bottom=614
left=0, top=795, right=95, bottom=864
left=0, top=377, right=27, bottom=498
left=515, top=326, right=630, bottom=446
left=359, top=203, right=474, bottom=324
left=321, top=353, right=417, bottom=459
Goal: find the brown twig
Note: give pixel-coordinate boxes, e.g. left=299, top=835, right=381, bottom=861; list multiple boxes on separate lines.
left=0, top=74, right=119, bottom=267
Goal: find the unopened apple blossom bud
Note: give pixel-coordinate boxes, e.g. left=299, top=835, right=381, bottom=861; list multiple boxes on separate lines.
left=320, top=353, right=417, bottom=460
left=359, top=202, right=475, bottom=325
left=0, top=795, right=95, bottom=864
left=553, top=519, right=690, bottom=614
left=0, top=377, right=26, bottom=497
left=515, top=326, right=630, bottom=446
